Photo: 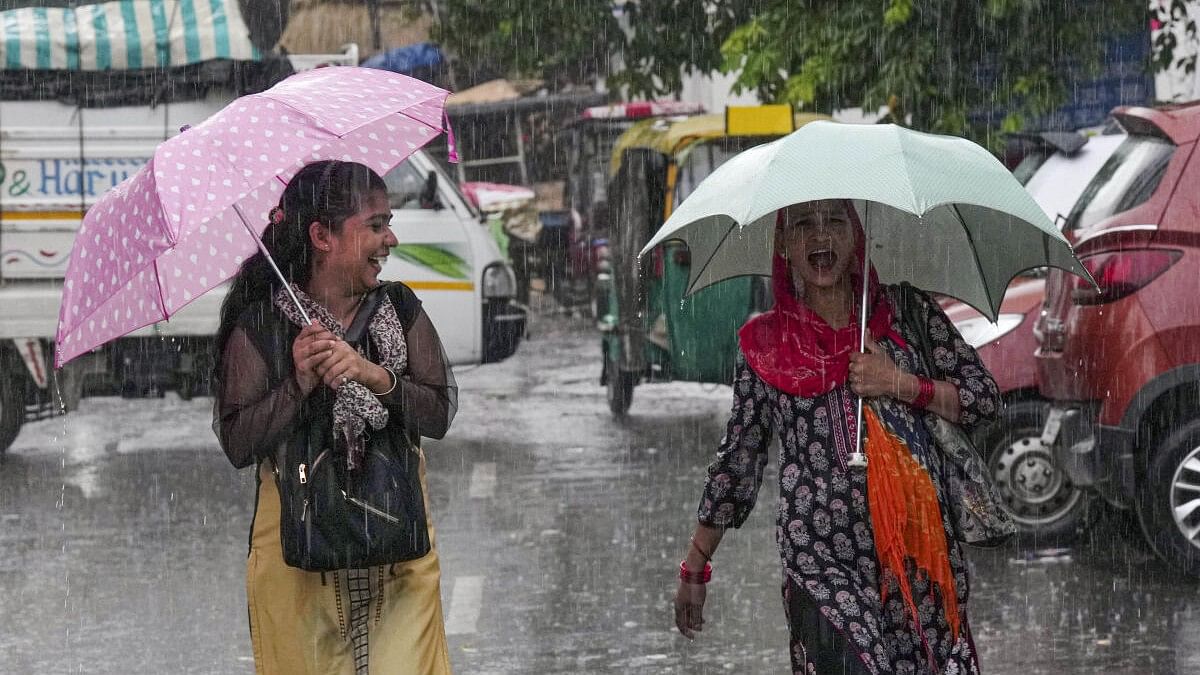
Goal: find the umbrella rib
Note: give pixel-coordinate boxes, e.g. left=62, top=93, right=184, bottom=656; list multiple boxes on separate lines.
left=152, top=258, right=169, bottom=318
left=684, top=219, right=738, bottom=296
left=950, top=204, right=993, bottom=318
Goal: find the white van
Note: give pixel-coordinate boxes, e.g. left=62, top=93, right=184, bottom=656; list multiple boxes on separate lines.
left=0, top=69, right=523, bottom=455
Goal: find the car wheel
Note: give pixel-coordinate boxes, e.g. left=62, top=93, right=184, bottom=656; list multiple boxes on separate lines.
left=980, top=399, right=1096, bottom=543
left=0, top=356, right=27, bottom=456
left=1137, top=418, right=1200, bottom=577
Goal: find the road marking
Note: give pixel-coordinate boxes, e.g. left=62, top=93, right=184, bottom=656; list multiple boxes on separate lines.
left=444, top=575, right=484, bottom=635
left=468, top=462, right=497, bottom=499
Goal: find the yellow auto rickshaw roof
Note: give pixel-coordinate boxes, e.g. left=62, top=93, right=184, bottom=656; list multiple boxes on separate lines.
left=609, top=110, right=833, bottom=176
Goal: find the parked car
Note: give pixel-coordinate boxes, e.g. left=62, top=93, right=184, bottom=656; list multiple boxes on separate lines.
left=940, top=131, right=1124, bottom=541
left=1034, top=101, right=1200, bottom=573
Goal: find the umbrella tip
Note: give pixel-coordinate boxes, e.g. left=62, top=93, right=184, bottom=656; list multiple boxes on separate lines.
left=179, top=124, right=192, bottom=133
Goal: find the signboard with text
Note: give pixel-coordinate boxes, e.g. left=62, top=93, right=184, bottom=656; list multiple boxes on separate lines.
left=0, top=157, right=147, bottom=209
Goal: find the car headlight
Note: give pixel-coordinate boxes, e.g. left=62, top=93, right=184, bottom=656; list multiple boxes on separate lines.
left=953, top=313, right=1024, bottom=349
left=482, top=262, right=517, bottom=299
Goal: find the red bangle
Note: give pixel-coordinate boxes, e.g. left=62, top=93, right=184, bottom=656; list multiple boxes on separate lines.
left=679, top=560, right=713, bottom=584
left=911, top=377, right=935, bottom=409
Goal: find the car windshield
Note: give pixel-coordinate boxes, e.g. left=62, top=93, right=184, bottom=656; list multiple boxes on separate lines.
left=1064, top=134, right=1175, bottom=233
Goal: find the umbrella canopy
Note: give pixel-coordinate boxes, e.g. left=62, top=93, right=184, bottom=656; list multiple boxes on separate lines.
left=638, top=120, right=1093, bottom=321
left=55, top=66, right=454, bottom=367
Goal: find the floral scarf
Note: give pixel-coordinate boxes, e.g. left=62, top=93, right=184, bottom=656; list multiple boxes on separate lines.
left=273, top=285, right=408, bottom=470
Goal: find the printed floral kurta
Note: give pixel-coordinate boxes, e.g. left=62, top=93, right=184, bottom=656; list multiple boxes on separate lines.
left=698, top=286, right=1001, bottom=674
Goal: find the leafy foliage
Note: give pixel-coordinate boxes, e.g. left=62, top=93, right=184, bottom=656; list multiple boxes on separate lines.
left=432, top=0, right=620, bottom=88
left=434, top=1, right=1193, bottom=143
left=606, top=1, right=755, bottom=97
left=703, top=1, right=1150, bottom=144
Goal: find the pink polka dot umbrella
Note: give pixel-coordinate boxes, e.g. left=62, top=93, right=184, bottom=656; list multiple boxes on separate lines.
left=54, top=66, right=457, bottom=368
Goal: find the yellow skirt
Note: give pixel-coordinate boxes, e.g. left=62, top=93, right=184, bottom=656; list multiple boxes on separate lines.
left=246, top=450, right=451, bottom=675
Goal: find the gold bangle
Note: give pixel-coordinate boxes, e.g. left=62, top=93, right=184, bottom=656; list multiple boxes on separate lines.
left=371, top=367, right=397, bottom=396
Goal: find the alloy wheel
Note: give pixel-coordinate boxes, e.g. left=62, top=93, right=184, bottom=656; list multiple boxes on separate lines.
left=1168, top=444, right=1200, bottom=552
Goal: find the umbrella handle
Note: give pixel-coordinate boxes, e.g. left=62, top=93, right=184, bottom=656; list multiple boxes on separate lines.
left=233, top=204, right=313, bottom=325
left=849, top=204, right=870, bottom=469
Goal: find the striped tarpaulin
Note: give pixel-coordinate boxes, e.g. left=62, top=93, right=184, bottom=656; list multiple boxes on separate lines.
left=1, top=0, right=261, bottom=71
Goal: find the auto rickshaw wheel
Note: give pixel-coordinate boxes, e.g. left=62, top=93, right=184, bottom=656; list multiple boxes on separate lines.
left=605, top=349, right=636, bottom=416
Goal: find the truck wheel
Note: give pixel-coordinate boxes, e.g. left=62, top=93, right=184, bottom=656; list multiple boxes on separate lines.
left=980, top=400, right=1096, bottom=543
left=0, top=358, right=26, bottom=456
left=605, top=350, right=635, bottom=416
left=177, top=375, right=197, bottom=401
left=1138, top=418, right=1200, bottom=577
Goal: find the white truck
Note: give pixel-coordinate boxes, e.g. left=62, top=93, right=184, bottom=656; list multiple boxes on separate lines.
left=0, top=4, right=524, bottom=454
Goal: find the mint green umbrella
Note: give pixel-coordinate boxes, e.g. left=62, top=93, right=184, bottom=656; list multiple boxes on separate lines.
left=639, top=120, right=1092, bottom=321
left=638, top=120, right=1094, bottom=466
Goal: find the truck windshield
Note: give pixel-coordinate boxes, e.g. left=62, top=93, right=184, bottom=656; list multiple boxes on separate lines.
left=1064, top=135, right=1175, bottom=233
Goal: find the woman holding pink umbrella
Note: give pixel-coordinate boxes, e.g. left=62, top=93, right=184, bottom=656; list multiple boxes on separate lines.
left=213, top=160, right=457, bottom=674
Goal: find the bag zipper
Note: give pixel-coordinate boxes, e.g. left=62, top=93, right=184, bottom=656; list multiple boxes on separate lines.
left=298, top=449, right=332, bottom=522
left=299, top=448, right=333, bottom=485
left=341, top=490, right=402, bottom=524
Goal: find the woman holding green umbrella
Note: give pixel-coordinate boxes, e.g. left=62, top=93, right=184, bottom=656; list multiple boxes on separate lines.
left=674, top=200, right=1000, bottom=674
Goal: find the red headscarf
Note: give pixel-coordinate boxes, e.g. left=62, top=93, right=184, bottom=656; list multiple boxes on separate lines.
left=737, top=201, right=905, bottom=397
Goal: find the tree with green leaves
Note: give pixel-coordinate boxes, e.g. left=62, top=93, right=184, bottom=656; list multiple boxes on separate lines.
left=685, top=1, right=1150, bottom=144
left=435, top=1, right=1191, bottom=143
left=432, top=0, right=621, bottom=89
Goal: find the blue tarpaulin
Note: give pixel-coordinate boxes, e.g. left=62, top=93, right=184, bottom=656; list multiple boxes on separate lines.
left=362, top=42, right=441, bottom=76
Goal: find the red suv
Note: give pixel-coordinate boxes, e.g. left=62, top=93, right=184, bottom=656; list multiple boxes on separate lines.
left=942, top=131, right=1123, bottom=542
left=1035, top=102, right=1200, bottom=574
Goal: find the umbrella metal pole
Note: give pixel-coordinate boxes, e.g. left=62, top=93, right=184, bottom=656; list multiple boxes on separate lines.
left=233, top=203, right=313, bottom=325
left=848, top=210, right=870, bottom=469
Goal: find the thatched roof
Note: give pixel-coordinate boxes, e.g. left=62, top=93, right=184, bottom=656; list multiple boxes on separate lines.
left=277, top=0, right=431, bottom=59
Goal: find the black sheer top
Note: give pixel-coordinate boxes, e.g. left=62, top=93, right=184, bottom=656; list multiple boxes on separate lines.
left=213, top=282, right=458, bottom=469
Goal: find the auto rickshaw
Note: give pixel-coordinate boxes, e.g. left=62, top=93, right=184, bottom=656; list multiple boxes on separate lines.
left=597, top=106, right=832, bottom=415
left=557, top=101, right=707, bottom=312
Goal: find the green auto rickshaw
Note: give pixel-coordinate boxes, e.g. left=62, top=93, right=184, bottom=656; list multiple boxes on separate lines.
left=597, top=106, right=831, bottom=415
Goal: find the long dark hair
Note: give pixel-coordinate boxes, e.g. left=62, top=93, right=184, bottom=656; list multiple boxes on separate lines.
left=213, top=160, right=387, bottom=379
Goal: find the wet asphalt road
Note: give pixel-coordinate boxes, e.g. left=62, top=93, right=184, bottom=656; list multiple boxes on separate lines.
left=3, top=311, right=1200, bottom=674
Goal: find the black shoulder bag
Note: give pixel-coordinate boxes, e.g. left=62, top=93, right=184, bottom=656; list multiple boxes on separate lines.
left=273, top=283, right=432, bottom=571
left=897, top=283, right=1016, bottom=548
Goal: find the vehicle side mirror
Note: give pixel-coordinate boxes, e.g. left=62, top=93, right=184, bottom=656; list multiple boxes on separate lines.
left=419, top=171, right=444, bottom=211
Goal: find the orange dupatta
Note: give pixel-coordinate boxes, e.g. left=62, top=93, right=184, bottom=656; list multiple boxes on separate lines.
left=863, top=406, right=960, bottom=642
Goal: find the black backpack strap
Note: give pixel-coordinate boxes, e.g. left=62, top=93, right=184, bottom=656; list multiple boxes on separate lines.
left=383, top=282, right=423, bottom=333
left=345, top=284, right=389, bottom=346
left=897, top=282, right=934, bottom=375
